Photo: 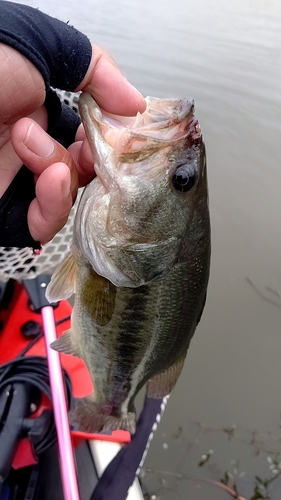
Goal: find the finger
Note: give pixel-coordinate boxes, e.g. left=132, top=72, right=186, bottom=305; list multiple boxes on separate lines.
left=68, top=138, right=95, bottom=186
left=0, top=44, right=45, bottom=123
left=75, top=122, right=85, bottom=142
left=72, top=124, right=95, bottom=182
left=0, top=107, right=48, bottom=196
left=76, top=44, right=146, bottom=116
left=0, top=134, right=23, bottom=196
left=11, top=118, right=79, bottom=198
left=28, top=163, right=73, bottom=243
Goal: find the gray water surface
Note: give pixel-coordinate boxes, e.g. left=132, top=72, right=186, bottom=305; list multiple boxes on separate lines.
left=13, top=0, right=281, bottom=497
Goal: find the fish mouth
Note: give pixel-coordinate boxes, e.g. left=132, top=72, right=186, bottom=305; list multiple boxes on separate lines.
left=79, top=92, right=199, bottom=165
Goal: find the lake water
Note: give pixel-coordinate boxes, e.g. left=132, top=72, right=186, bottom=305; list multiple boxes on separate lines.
left=12, top=0, right=281, bottom=498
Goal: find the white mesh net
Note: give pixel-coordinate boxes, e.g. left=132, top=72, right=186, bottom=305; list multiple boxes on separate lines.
left=0, top=90, right=83, bottom=283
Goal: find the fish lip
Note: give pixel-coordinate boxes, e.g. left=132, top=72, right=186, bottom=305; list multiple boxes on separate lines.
left=187, top=118, right=202, bottom=141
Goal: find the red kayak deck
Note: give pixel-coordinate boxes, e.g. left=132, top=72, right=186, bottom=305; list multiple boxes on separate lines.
left=0, top=281, right=130, bottom=469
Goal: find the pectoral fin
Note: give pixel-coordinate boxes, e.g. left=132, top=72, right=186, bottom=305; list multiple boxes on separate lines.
left=146, top=351, right=187, bottom=398
left=50, top=330, right=80, bottom=357
left=46, top=251, right=76, bottom=302
left=82, top=269, right=116, bottom=326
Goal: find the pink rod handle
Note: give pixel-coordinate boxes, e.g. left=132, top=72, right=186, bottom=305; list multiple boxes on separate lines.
left=41, top=306, right=80, bottom=500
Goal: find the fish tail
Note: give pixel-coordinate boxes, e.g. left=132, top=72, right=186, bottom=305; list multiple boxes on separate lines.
left=103, top=413, right=136, bottom=434
left=69, top=397, right=136, bottom=434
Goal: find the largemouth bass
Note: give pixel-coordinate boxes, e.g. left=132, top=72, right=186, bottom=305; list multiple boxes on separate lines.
left=46, top=92, right=210, bottom=434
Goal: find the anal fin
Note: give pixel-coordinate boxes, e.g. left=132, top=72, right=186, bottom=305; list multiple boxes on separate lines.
left=50, top=330, right=80, bottom=357
left=146, top=351, right=187, bottom=398
left=69, top=396, right=136, bottom=434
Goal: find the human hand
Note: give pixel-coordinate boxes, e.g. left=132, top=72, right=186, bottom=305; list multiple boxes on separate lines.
left=0, top=43, right=146, bottom=244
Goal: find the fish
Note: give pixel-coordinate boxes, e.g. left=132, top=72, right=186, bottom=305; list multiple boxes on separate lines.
left=46, top=92, right=211, bottom=434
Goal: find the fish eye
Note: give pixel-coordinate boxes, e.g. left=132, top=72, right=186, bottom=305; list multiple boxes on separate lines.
left=172, top=165, right=197, bottom=193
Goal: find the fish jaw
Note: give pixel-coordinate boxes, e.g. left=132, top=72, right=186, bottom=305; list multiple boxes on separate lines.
left=78, top=92, right=195, bottom=187
left=78, top=94, right=117, bottom=192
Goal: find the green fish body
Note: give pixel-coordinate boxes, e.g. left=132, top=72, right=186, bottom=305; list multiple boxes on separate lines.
left=46, top=93, right=210, bottom=434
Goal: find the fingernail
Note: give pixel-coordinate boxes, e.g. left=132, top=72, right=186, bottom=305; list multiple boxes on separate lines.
left=24, top=122, right=55, bottom=157
left=61, top=171, right=71, bottom=198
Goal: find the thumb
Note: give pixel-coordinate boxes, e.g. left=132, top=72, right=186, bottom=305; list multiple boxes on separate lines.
left=11, top=117, right=79, bottom=198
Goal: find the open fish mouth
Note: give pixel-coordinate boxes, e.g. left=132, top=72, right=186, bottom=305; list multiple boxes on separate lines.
left=78, top=93, right=200, bottom=167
